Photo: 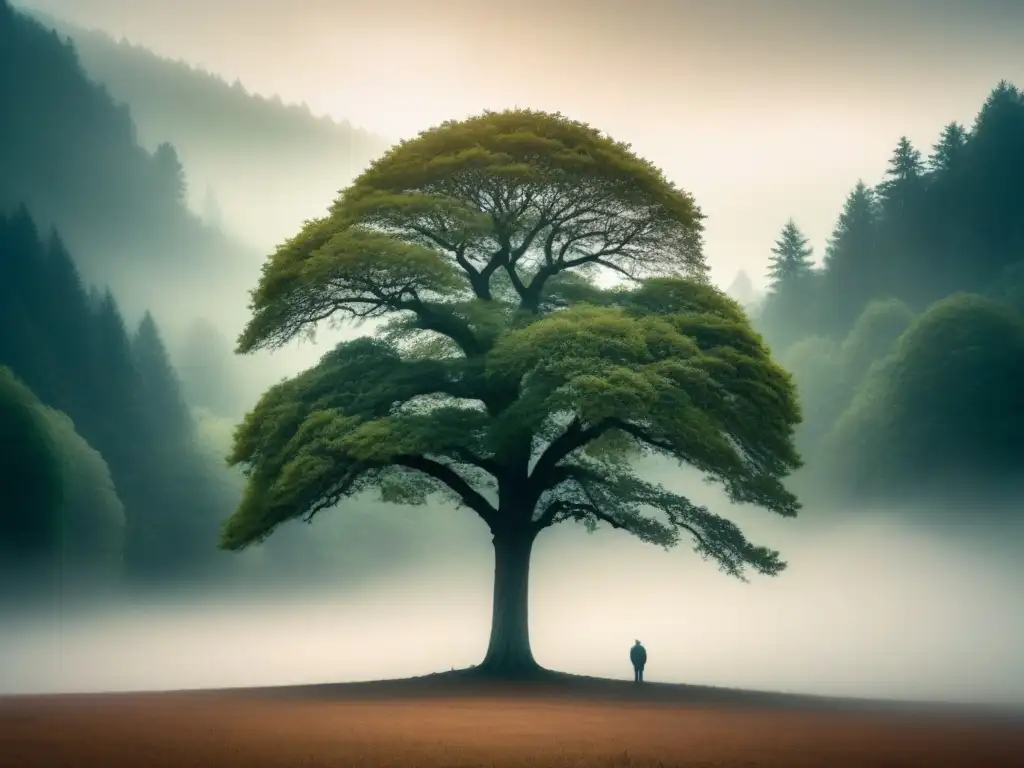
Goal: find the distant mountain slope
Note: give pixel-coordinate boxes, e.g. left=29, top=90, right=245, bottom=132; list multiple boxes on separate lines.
left=30, top=10, right=390, bottom=248
left=0, top=0, right=260, bottom=335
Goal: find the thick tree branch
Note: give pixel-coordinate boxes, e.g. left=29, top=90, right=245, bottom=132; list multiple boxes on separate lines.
left=529, top=417, right=621, bottom=491
left=404, top=298, right=484, bottom=357
left=450, top=446, right=503, bottom=477
left=395, top=454, right=499, bottom=527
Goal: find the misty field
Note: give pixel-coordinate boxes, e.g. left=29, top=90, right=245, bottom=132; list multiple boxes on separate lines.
left=3, top=681, right=1023, bottom=767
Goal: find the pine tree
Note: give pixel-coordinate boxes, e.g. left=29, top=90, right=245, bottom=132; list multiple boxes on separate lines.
left=878, top=136, right=924, bottom=205
left=153, top=142, right=187, bottom=205
left=961, top=81, right=1024, bottom=283
left=86, top=290, right=148, bottom=568
left=767, top=220, right=815, bottom=290
left=0, top=205, right=233, bottom=585
left=929, top=122, right=968, bottom=174
left=921, top=122, right=975, bottom=299
left=132, top=312, right=193, bottom=449
left=876, top=137, right=928, bottom=306
left=818, top=181, right=880, bottom=336
left=0, top=207, right=61, bottom=406
left=38, top=229, right=96, bottom=418
left=128, top=311, right=217, bottom=580
left=760, top=220, right=817, bottom=349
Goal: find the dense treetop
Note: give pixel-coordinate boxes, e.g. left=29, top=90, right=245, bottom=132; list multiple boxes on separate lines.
left=224, top=110, right=802, bottom=585
left=240, top=109, right=707, bottom=353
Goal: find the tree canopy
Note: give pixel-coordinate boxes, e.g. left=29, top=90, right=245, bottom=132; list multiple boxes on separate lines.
left=225, top=110, right=801, bottom=570
left=236, top=109, right=707, bottom=353
left=222, top=109, right=803, bottom=673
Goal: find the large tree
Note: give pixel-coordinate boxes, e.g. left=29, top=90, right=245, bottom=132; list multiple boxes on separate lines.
left=220, top=110, right=803, bottom=676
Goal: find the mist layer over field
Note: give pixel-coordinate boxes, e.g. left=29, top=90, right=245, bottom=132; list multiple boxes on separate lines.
left=4, top=472, right=1022, bottom=706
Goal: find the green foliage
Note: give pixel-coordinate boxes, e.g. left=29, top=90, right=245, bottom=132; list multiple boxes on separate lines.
left=816, top=181, right=880, bottom=336
left=0, top=0, right=260, bottom=338
left=0, top=204, right=231, bottom=583
left=766, top=220, right=815, bottom=287
left=36, top=404, right=125, bottom=579
left=36, top=10, right=387, bottom=246
left=778, top=336, right=846, bottom=456
left=990, top=261, right=1024, bottom=316
left=0, top=366, right=125, bottom=579
left=826, top=294, right=1024, bottom=499
left=760, top=219, right=818, bottom=349
left=929, top=122, right=968, bottom=173
left=0, top=366, right=63, bottom=561
left=839, top=297, right=914, bottom=386
left=239, top=108, right=707, bottom=353
left=225, top=111, right=803, bottom=582
left=779, top=298, right=913, bottom=465
left=752, top=80, right=1024, bottom=512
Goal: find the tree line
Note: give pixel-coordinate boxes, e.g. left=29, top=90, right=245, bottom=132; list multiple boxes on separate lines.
left=0, top=0, right=257, bottom=337
left=0, top=206, right=232, bottom=594
left=756, top=80, right=1024, bottom=509
left=0, top=0, right=486, bottom=596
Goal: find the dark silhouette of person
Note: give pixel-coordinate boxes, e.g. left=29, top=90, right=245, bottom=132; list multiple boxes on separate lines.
left=630, top=639, right=647, bottom=683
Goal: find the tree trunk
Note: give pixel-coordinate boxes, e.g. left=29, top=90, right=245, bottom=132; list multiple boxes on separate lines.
left=478, top=528, right=542, bottom=677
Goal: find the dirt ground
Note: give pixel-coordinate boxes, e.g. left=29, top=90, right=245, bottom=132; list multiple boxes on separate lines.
left=2, top=678, right=1023, bottom=767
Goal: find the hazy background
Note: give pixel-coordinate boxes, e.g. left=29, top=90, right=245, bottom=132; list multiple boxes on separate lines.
left=4, top=468, right=1023, bottom=704
left=2, top=0, right=1023, bottom=706
left=19, top=0, right=1024, bottom=285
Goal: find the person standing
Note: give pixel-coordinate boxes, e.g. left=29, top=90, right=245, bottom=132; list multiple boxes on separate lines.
left=630, top=639, right=647, bottom=683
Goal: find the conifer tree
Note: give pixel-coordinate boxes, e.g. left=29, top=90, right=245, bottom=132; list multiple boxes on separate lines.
left=928, top=122, right=968, bottom=174
left=876, top=137, right=927, bottom=305
left=818, top=181, right=880, bottom=336
left=767, top=220, right=815, bottom=289
left=761, top=220, right=817, bottom=349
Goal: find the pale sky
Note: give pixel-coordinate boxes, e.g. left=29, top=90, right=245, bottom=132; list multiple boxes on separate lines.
left=20, top=0, right=1024, bottom=286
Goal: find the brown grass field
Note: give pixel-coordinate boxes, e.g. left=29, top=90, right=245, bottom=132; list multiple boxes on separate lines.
left=2, top=673, right=1023, bottom=767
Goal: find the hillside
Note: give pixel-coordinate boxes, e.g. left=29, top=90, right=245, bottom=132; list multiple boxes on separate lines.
left=29, top=9, right=390, bottom=249
left=0, top=0, right=261, bottom=336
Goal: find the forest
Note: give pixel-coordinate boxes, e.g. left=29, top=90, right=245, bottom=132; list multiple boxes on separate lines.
left=28, top=9, right=389, bottom=250
left=1, top=0, right=1023, bottom=602
left=0, top=0, right=444, bottom=601
left=751, top=83, right=1024, bottom=511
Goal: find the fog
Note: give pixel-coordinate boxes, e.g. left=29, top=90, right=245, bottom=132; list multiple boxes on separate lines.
left=17, top=0, right=1024, bottom=287
left=4, top=463, right=1023, bottom=706
left=3, top=0, right=1024, bottom=714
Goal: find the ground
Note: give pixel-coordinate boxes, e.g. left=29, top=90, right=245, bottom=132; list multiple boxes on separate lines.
left=2, top=672, right=1022, bottom=767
